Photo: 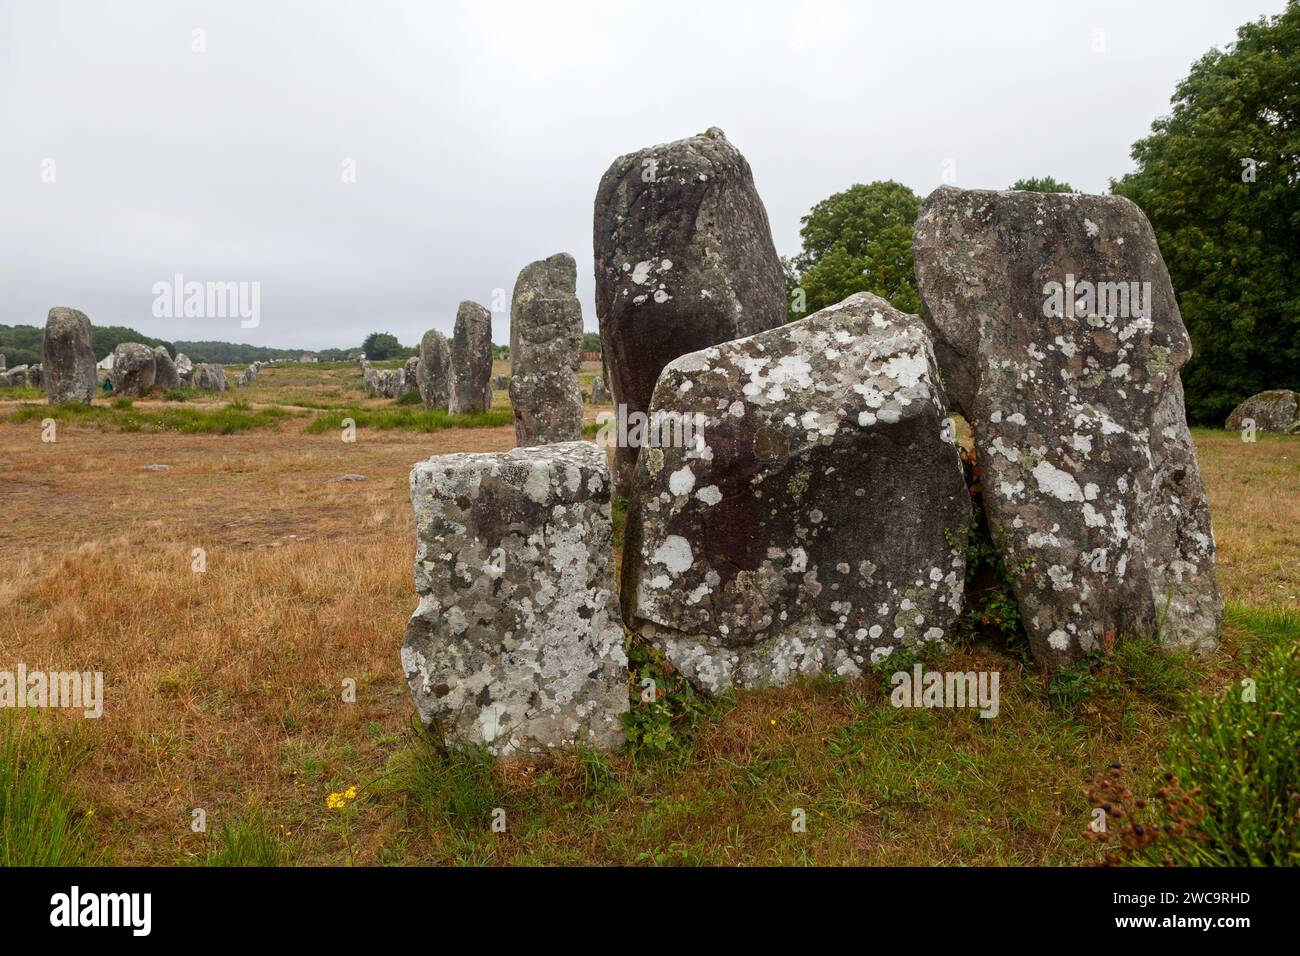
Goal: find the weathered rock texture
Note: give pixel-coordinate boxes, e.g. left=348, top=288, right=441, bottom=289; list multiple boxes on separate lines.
left=152, top=348, right=180, bottom=390
left=109, top=343, right=156, bottom=397
left=1225, top=390, right=1300, bottom=435
left=508, top=253, right=584, bottom=446
left=175, top=353, right=193, bottom=382
left=41, top=308, right=97, bottom=405
left=492, top=373, right=510, bottom=391
left=621, top=292, right=970, bottom=696
left=191, top=363, right=228, bottom=392
left=591, top=376, right=611, bottom=405
left=0, top=366, right=28, bottom=387
left=913, top=185, right=1221, bottom=666
left=236, top=361, right=263, bottom=387
left=26, top=364, right=42, bottom=389
left=594, top=127, right=786, bottom=490
left=403, top=357, right=421, bottom=398
left=402, top=441, right=627, bottom=756
left=450, top=300, right=493, bottom=414
left=417, top=330, right=451, bottom=408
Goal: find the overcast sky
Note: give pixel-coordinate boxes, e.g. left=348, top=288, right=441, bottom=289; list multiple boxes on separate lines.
left=0, top=0, right=1285, bottom=349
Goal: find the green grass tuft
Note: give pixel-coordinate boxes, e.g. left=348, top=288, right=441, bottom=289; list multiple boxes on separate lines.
left=0, top=715, right=98, bottom=866
left=304, top=406, right=512, bottom=434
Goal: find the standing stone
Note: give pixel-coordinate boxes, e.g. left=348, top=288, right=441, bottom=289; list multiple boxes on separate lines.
left=402, top=441, right=627, bottom=756
left=26, top=364, right=43, bottom=389
left=416, top=330, right=451, bottom=408
left=591, top=376, right=611, bottom=405
left=492, top=373, right=510, bottom=391
left=0, top=366, right=28, bottom=387
left=402, top=356, right=421, bottom=397
left=913, top=185, right=1222, bottom=667
left=0, top=353, right=5, bottom=371
left=175, top=353, right=193, bottom=383
left=153, top=348, right=180, bottom=390
left=41, top=307, right=97, bottom=405
left=1225, top=390, right=1300, bottom=435
left=191, top=363, right=228, bottom=392
left=508, top=253, right=584, bottom=446
left=449, top=301, right=494, bottom=414
left=621, top=292, right=970, bottom=695
left=594, top=127, right=786, bottom=490
left=236, top=361, right=262, bottom=387
left=109, top=343, right=157, bottom=397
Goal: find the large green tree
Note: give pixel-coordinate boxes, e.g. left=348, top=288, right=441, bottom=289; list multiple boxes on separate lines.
left=1112, top=2, right=1300, bottom=423
left=361, top=331, right=401, bottom=360
left=787, top=180, right=923, bottom=321
left=1010, top=176, right=1074, bottom=193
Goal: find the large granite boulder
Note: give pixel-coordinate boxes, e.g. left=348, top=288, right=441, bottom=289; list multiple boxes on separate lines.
left=175, top=353, right=193, bottom=383
left=621, top=292, right=970, bottom=696
left=41, top=307, right=97, bottom=405
left=417, top=330, right=451, bottom=408
left=191, top=363, right=228, bottom=392
left=508, top=253, right=584, bottom=446
left=594, top=127, right=786, bottom=490
left=25, top=364, right=43, bottom=389
left=108, top=343, right=156, bottom=397
left=914, top=185, right=1221, bottom=666
left=450, top=301, right=493, bottom=414
left=402, top=441, right=627, bottom=756
left=152, top=348, right=180, bottom=390
left=1225, top=390, right=1300, bottom=435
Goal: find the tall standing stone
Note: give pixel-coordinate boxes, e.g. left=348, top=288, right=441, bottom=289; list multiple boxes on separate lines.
left=621, top=292, right=970, bottom=695
left=508, top=253, right=584, bottom=446
left=191, top=363, right=228, bottom=392
left=41, top=307, right=97, bottom=405
left=417, top=329, right=451, bottom=409
left=153, top=348, right=180, bottom=390
left=175, top=353, right=193, bottom=383
left=913, top=185, right=1222, bottom=667
left=402, top=441, right=627, bottom=756
left=594, top=127, right=786, bottom=490
left=449, top=300, right=493, bottom=414
left=108, top=343, right=156, bottom=397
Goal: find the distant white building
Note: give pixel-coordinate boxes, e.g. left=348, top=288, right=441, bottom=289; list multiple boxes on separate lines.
left=96, top=353, right=115, bottom=371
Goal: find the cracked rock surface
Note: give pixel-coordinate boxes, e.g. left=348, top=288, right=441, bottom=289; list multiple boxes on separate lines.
left=620, top=291, right=970, bottom=696
left=402, top=441, right=627, bottom=756
left=914, top=185, right=1221, bottom=666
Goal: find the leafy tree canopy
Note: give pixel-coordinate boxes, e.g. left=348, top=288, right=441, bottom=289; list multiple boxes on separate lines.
left=1010, top=176, right=1075, bottom=193
left=786, top=181, right=923, bottom=321
left=1112, top=2, right=1300, bottom=423
left=361, top=331, right=401, bottom=360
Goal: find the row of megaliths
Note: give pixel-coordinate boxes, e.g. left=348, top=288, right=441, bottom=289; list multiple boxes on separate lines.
left=400, top=128, right=1221, bottom=758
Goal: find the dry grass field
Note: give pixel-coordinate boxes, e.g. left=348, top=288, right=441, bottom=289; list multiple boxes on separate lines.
left=1, top=361, right=1296, bottom=866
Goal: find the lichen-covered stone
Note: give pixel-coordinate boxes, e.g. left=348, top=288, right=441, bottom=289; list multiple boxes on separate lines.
left=508, top=253, right=583, bottom=446
left=41, top=307, right=96, bottom=405
left=594, top=127, right=786, bottom=491
left=417, top=329, right=451, bottom=408
left=621, top=292, right=970, bottom=696
left=449, top=300, right=493, bottom=414
left=175, top=353, right=193, bottom=383
left=914, top=185, right=1222, bottom=666
left=108, top=343, right=156, bottom=396
left=591, top=376, right=611, bottom=405
left=153, top=347, right=180, bottom=390
left=402, top=441, right=627, bottom=756
left=235, top=361, right=262, bottom=387
left=1225, top=390, right=1300, bottom=435
left=403, top=357, right=421, bottom=398
left=191, top=363, right=228, bottom=392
